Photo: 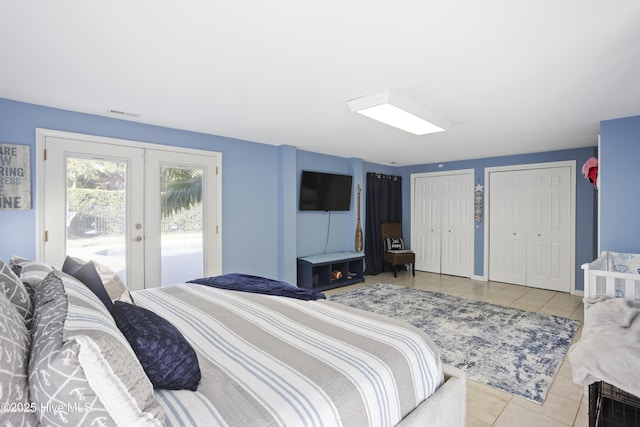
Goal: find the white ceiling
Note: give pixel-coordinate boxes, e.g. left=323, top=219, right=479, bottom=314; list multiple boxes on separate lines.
left=1, top=1, right=639, bottom=165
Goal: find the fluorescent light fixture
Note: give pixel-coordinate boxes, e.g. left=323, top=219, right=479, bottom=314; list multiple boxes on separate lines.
left=347, top=90, right=451, bottom=135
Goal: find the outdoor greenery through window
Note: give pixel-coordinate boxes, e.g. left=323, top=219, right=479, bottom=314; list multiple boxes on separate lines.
left=160, top=166, right=204, bottom=285
left=160, top=167, right=203, bottom=231
left=66, top=157, right=204, bottom=285
left=67, top=158, right=126, bottom=239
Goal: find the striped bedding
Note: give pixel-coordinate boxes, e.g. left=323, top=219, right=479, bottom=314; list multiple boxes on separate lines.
left=133, top=283, right=444, bottom=427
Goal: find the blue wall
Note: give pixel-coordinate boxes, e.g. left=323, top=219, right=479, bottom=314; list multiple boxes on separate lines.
left=300, top=149, right=598, bottom=292
left=400, top=147, right=598, bottom=291
left=0, top=97, right=599, bottom=292
left=0, top=98, right=285, bottom=280
left=295, top=150, right=362, bottom=257
left=600, top=115, right=640, bottom=253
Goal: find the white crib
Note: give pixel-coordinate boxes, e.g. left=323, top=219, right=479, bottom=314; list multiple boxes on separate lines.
left=582, top=251, right=640, bottom=301
left=578, top=251, right=640, bottom=424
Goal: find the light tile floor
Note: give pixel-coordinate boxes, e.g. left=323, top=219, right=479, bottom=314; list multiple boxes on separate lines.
left=325, top=271, right=588, bottom=427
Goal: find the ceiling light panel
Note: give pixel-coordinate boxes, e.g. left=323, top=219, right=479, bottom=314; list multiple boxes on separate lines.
left=347, top=90, right=451, bottom=135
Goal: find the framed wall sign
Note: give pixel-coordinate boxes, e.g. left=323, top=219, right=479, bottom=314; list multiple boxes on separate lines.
left=0, top=143, right=30, bottom=210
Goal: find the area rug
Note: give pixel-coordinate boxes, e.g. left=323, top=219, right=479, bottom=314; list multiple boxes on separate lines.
left=328, top=283, right=580, bottom=404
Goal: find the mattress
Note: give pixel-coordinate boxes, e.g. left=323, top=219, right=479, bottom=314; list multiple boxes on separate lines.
left=133, top=283, right=444, bottom=427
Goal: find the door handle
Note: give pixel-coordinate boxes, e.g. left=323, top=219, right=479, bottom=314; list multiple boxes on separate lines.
left=132, top=236, right=142, bottom=242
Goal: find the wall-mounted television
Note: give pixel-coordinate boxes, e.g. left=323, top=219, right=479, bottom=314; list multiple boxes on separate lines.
left=299, top=170, right=353, bottom=211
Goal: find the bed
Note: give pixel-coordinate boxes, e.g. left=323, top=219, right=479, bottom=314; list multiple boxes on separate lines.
left=1, top=257, right=466, bottom=427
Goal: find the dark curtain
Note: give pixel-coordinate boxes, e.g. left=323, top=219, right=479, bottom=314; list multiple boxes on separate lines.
left=364, top=173, right=402, bottom=275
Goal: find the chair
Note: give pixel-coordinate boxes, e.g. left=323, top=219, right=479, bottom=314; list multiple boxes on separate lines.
left=381, top=222, right=415, bottom=277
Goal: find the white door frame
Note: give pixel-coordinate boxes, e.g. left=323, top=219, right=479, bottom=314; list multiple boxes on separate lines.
left=410, top=169, right=474, bottom=277
left=35, top=128, right=223, bottom=286
left=144, top=149, right=219, bottom=287
left=484, top=160, right=576, bottom=293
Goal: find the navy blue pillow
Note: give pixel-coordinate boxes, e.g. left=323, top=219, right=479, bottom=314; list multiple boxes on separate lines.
left=61, top=256, right=83, bottom=275
left=112, top=301, right=201, bottom=390
left=63, top=257, right=114, bottom=312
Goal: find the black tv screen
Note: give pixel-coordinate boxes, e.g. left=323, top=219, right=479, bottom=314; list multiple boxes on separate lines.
left=299, top=171, right=353, bottom=211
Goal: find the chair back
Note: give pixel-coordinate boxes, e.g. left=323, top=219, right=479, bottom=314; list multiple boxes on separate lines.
left=381, top=222, right=403, bottom=240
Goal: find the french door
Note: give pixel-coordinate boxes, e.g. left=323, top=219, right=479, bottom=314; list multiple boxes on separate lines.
left=37, top=130, right=221, bottom=290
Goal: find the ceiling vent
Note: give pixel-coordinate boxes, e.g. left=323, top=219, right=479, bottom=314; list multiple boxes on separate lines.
left=107, top=109, right=141, bottom=118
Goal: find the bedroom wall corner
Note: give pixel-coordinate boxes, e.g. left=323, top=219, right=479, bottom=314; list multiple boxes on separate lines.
left=599, top=114, right=640, bottom=253
left=278, top=145, right=298, bottom=284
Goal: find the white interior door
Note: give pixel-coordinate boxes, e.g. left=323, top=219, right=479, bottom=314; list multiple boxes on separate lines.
left=414, top=176, right=441, bottom=272
left=489, top=170, right=527, bottom=285
left=441, top=174, right=472, bottom=276
left=39, top=130, right=221, bottom=290
left=526, top=167, right=571, bottom=291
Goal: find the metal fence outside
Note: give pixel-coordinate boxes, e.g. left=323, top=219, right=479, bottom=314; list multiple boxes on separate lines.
left=67, top=203, right=203, bottom=239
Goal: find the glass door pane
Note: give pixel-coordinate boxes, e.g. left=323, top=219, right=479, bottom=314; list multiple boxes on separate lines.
left=159, top=166, right=204, bottom=285
left=66, top=157, right=128, bottom=283
left=42, top=132, right=220, bottom=290
left=145, top=148, right=218, bottom=288
left=43, top=136, right=145, bottom=290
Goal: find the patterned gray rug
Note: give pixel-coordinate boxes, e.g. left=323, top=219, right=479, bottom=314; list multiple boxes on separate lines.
left=329, top=283, right=580, bottom=404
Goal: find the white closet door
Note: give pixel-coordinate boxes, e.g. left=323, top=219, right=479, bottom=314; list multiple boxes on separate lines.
left=489, top=170, right=527, bottom=285
left=489, top=166, right=571, bottom=292
left=412, top=171, right=472, bottom=276
left=527, top=167, right=571, bottom=292
left=414, top=176, right=441, bottom=273
left=441, top=174, right=472, bottom=276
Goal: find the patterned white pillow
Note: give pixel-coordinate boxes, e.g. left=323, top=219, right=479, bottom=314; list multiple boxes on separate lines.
left=92, top=260, right=134, bottom=304
left=0, top=259, right=32, bottom=323
left=62, top=256, right=134, bottom=304
left=29, top=271, right=165, bottom=426
left=0, top=292, right=37, bottom=427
